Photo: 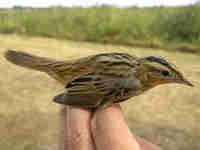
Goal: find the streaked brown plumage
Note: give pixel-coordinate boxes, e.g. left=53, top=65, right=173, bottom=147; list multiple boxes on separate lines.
left=4, top=50, right=193, bottom=108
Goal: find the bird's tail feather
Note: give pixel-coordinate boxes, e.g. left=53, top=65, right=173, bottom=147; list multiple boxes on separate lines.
left=4, top=50, right=57, bottom=72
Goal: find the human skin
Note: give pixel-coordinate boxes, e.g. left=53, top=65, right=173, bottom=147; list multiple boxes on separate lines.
left=59, top=104, right=162, bottom=150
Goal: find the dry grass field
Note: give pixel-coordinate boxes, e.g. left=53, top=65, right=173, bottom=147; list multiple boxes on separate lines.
left=0, top=34, right=199, bottom=150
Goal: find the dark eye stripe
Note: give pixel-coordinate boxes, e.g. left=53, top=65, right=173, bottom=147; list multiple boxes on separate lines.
left=161, top=70, right=170, bottom=76
left=146, top=56, right=177, bottom=73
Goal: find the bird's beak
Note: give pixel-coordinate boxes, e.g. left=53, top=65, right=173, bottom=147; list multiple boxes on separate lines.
left=181, top=78, right=194, bottom=87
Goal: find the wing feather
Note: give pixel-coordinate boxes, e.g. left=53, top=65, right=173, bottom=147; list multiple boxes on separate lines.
left=54, top=71, right=141, bottom=108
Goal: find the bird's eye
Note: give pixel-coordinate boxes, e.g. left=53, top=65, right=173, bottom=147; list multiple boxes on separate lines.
left=161, top=70, right=169, bottom=76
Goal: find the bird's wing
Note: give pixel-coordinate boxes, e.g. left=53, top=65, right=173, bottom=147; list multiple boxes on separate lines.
left=53, top=72, right=141, bottom=108
left=53, top=72, right=114, bottom=108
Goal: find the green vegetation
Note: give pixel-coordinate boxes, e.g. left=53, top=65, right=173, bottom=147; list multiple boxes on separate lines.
left=0, top=5, right=200, bottom=53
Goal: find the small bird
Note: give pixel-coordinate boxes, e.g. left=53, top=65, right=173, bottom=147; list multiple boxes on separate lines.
left=5, top=50, right=193, bottom=108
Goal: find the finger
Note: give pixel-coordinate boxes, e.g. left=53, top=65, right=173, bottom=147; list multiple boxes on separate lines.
left=59, top=105, right=95, bottom=150
left=59, top=105, right=67, bottom=150
left=136, top=137, right=162, bottom=150
left=91, top=104, right=140, bottom=150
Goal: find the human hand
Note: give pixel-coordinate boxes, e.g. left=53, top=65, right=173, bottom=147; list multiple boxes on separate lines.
left=59, top=104, right=162, bottom=150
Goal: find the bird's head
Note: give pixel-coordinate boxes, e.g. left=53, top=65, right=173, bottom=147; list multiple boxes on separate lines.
left=139, top=56, right=193, bottom=87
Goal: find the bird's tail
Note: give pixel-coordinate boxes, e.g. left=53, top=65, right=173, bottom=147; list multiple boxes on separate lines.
left=4, top=50, right=57, bottom=72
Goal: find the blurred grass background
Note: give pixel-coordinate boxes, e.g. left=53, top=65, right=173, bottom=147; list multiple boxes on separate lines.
left=0, top=5, right=200, bottom=53
left=0, top=4, right=200, bottom=150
